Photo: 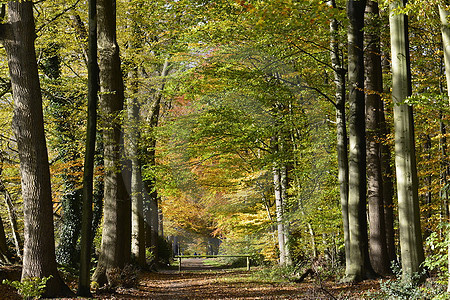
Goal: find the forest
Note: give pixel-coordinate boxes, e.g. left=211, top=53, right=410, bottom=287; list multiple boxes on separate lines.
left=0, top=0, right=449, bottom=298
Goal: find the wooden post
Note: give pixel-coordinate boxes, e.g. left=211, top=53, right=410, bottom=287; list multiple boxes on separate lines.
left=178, top=256, right=182, bottom=272
left=246, top=256, right=250, bottom=271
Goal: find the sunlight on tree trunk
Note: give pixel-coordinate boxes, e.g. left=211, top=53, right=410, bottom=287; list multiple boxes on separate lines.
left=0, top=178, right=22, bottom=259
left=439, top=2, right=450, bottom=291
left=389, top=0, right=424, bottom=279
left=3, top=1, right=73, bottom=297
left=127, top=70, right=146, bottom=267
left=92, top=0, right=129, bottom=285
left=78, top=0, right=98, bottom=295
left=328, top=0, right=350, bottom=277
left=345, top=0, right=373, bottom=281
left=364, top=0, right=390, bottom=276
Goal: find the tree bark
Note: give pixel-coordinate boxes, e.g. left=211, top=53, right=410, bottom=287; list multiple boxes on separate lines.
left=92, top=0, right=129, bottom=285
left=272, top=136, right=292, bottom=266
left=327, top=0, right=350, bottom=276
left=280, top=156, right=292, bottom=265
left=144, top=106, right=160, bottom=264
left=143, top=59, right=169, bottom=264
left=0, top=215, right=10, bottom=264
left=0, top=178, right=22, bottom=259
left=273, top=165, right=288, bottom=265
left=389, top=0, right=424, bottom=279
left=128, top=71, right=146, bottom=267
left=78, top=0, right=98, bottom=295
left=440, top=3, right=450, bottom=108
left=2, top=1, right=73, bottom=297
left=439, top=2, right=450, bottom=291
left=380, top=109, right=397, bottom=265
left=364, top=0, right=390, bottom=276
left=346, top=0, right=372, bottom=281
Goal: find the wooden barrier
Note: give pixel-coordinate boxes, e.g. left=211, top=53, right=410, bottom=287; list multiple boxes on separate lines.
left=174, top=255, right=251, bottom=272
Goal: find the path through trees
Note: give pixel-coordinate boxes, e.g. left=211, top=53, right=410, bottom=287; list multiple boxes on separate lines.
left=92, top=261, right=380, bottom=299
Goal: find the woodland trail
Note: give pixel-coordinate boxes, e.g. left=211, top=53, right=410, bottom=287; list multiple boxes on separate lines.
left=0, top=260, right=379, bottom=299
left=93, top=258, right=379, bottom=299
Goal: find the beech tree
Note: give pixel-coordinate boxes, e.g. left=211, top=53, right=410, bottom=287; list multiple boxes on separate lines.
left=389, top=0, right=424, bottom=279
left=78, top=0, right=99, bottom=295
left=364, top=0, right=390, bottom=276
left=272, top=135, right=292, bottom=266
left=345, top=0, right=373, bottom=281
left=439, top=1, right=450, bottom=291
left=328, top=0, right=350, bottom=275
left=1, top=1, right=73, bottom=297
left=92, top=0, right=129, bottom=285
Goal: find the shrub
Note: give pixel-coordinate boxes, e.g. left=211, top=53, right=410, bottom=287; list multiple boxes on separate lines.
left=106, top=264, right=138, bottom=288
left=3, top=275, right=52, bottom=300
left=365, top=262, right=426, bottom=300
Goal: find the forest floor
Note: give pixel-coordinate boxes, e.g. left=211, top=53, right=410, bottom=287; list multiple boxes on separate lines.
left=92, top=258, right=380, bottom=299
left=0, top=259, right=381, bottom=299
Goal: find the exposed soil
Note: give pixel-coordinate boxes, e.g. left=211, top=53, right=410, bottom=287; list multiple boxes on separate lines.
left=0, top=259, right=380, bottom=299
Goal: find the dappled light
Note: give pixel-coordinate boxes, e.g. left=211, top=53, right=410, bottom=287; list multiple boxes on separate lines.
left=0, top=0, right=449, bottom=298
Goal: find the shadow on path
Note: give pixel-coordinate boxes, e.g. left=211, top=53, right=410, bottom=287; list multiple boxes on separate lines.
left=92, top=259, right=379, bottom=299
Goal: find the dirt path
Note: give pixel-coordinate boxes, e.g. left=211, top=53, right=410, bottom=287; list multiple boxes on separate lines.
left=0, top=261, right=379, bottom=299
left=93, top=259, right=378, bottom=299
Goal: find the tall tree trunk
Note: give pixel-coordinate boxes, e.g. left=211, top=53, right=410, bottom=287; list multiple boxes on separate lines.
left=0, top=178, right=22, bottom=259
left=2, top=1, right=73, bottom=297
left=0, top=215, right=10, bottom=264
left=144, top=104, right=160, bottom=263
left=143, top=59, right=169, bottom=264
left=440, top=3, right=450, bottom=108
left=92, top=0, right=129, bottom=285
left=439, top=2, right=450, bottom=291
left=280, top=154, right=292, bottom=265
left=389, top=0, right=424, bottom=279
left=346, top=0, right=372, bottom=281
left=78, top=0, right=98, bottom=295
left=272, top=135, right=291, bottom=266
left=126, top=0, right=146, bottom=268
left=128, top=71, right=146, bottom=267
left=423, top=134, right=433, bottom=238
left=328, top=0, right=350, bottom=276
left=380, top=87, right=397, bottom=265
left=273, top=165, right=288, bottom=265
left=364, top=0, right=390, bottom=276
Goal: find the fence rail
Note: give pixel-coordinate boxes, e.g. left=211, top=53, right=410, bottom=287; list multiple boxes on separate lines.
left=174, top=255, right=251, bottom=271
